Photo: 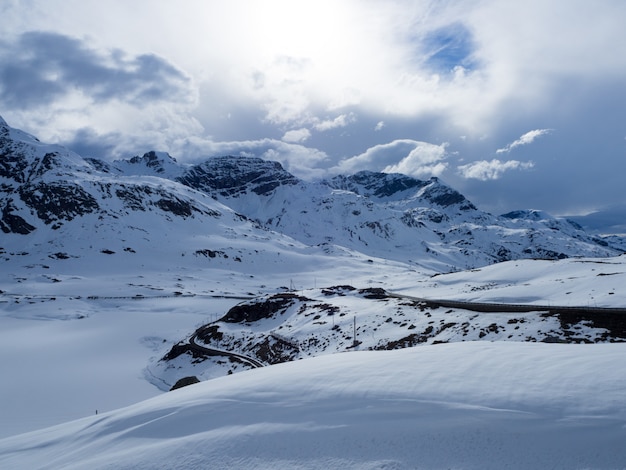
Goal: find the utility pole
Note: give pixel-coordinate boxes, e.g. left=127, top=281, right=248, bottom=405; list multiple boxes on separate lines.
left=353, top=315, right=357, bottom=346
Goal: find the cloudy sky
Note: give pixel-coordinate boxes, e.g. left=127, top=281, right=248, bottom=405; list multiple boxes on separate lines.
left=1, top=0, right=625, bottom=215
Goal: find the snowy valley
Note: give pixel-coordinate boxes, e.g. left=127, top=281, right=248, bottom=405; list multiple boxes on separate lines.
left=1, top=115, right=626, bottom=469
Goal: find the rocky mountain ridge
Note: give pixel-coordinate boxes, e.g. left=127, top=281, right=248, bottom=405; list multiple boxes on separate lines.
left=111, top=149, right=621, bottom=270
left=1, top=116, right=622, bottom=273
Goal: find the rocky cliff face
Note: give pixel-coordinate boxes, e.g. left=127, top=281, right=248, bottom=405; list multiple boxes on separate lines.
left=177, top=155, right=299, bottom=197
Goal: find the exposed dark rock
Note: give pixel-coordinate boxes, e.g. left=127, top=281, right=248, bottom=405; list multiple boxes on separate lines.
left=374, top=333, right=429, bottom=350
left=222, top=293, right=311, bottom=323
left=194, top=249, right=228, bottom=259
left=1, top=201, right=36, bottom=234
left=170, top=376, right=200, bottom=391
left=178, top=156, right=299, bottom=198
left=84, top=158, right=118, bottom=174
left=128, top=151, right=177, bottom=174
left=329, top=171, right=427, bottom=198
left=358, top=287, right=388, bottom=299
left=421, top=179, right=476, bottom=209
left=549, top=310, right=626, bottom=340
left=162, top=343, right=206, bottom=361
left=115, top=186, right=149, bottom=211
left=0, top=150, right=29, bottom=183
left=321, top=285, right=356, bottom=296
left=495, top=246, right=512, bottom=262
left=19, top=183, right=100, bottom=224
left=253, top=337, right=299, bottom=364
left=155, top=197, right=193, bottom=217
left=195, top=325, right=224, bottom=344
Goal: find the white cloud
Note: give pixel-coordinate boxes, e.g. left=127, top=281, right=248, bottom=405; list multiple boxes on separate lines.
left=383, top=143, right=449, bottom=178
left=2, top=1, right=626, bottom=214
left=496, top=129, right=552, bottom=154
left=171, top=135, right=331, bottom=180
left=282, top=128, right=311, bottom=143
left=312, top=114, right=354, bottom=131
left=457, top=159, right=534, bottom=180
left=335, top=139, right=448, bottom=178
left=387, top=160, right=448, bottom=179
left=3, top=1, right=626, bottom=139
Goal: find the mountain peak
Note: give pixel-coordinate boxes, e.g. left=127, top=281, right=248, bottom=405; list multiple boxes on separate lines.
left=178, top=155, right=300, bottom=197
left=112, top=150, right=184, bottom=178
left=329, top=171, right=427, bottom=199
left=501, top=209, right=552, bottom=220
left=129, top=150, right=178, bottom=166
left=0, top=116, right=91, bottom=184
left=418, top=177, right=476, bottom=210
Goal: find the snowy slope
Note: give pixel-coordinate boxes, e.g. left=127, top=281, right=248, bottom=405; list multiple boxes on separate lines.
left=2, top=342, right=625, bottom=470
left=150, top=255, right=626, bottom=389
left=406, top=255, right=626, bottom=306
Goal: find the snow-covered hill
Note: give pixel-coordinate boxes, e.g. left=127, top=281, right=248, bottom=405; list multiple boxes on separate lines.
left=150, top=255, right=626, bottom=389
left=2, top=342, right=625, bottom=469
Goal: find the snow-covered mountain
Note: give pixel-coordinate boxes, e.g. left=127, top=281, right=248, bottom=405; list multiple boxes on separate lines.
left=0, top=116, right=365, bottom=285
left=166, top=155, right=622, bottom=270
left=2, top=115, right=621, bottom=274
left=148, top=156, right=624, bottom=270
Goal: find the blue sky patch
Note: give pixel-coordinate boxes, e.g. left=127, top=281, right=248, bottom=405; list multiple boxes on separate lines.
left=422, top=23, right=476, bottom=73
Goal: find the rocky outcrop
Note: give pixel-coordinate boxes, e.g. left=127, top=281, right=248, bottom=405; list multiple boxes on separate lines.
left=178, top=156, right=299, bottom=197
left=0, top=118, right=221, bottom=235
left=170, top=376, right=200, bottom=391
left=329, top=171, right=427, bottom=198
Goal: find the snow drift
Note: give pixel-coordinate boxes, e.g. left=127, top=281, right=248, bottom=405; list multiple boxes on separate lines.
left=1, top=342, right=625, bottom=469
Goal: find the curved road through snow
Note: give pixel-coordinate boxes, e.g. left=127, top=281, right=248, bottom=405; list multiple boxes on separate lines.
left=188, top=332, right=265, bottom=368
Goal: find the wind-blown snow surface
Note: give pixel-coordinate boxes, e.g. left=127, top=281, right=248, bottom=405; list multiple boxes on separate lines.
left=1, top=342, right=625, bottom=469
left=405, top=256, right=626, bottom=307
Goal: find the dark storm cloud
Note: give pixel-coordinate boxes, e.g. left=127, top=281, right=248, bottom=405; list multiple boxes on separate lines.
left=0, top=31, right=192, bottom=108
left=448, top=87, right=626, bottom=217
left=61, top=127, right=121, bottom=160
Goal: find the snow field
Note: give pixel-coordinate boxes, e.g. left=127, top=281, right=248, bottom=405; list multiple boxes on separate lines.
left=1, top=342, right=625, bottom=469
